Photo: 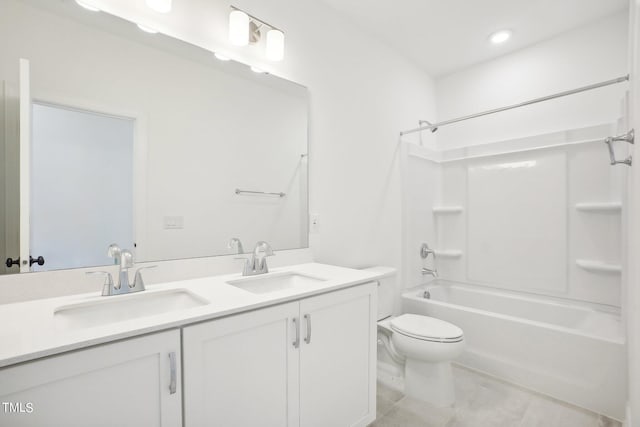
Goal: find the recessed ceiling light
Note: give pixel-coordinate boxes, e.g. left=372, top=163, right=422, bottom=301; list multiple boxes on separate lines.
left=146, top=0, right=172, bottom=14
left=489, top=30, right=512, bottom=44
left=137, top=24, right=158, bottom=34
left=250, top=66, right=266, bottom=74
left=214, top=53, right=231, bottom=61
left=75, top=0, right=100, bottom=12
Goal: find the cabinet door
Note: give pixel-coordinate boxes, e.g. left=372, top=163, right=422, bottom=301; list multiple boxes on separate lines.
left=183, top=302, right=300, bottom=427
left=299, top=283, right=377, bottom=427
left=0, top=330, right=182, bottom=427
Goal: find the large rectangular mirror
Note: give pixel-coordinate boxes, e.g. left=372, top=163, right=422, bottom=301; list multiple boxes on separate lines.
left=0, top=0, right=309, bottom=274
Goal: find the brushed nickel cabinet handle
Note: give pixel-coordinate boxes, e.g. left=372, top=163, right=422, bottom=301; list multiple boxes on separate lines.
left=304, top=314, right=311, bottom=344
left=293, top=317, right=300, bottom=348
left=168, top=352, right=177, bottom=394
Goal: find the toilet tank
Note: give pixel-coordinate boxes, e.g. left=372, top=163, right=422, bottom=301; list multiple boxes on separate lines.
left=361, top=266, right=396, bottom=320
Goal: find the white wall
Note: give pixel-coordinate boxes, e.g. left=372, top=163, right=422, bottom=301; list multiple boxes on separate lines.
left=434, top=12, right=628, bottom=149
left=0, top=0, right=435, bottom=301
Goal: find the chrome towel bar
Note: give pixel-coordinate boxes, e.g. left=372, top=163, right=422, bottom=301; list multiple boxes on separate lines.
left=235, top=188, right=286, bottom=197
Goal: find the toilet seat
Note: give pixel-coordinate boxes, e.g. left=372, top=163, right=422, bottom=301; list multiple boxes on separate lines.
left=390, top=314, right=463, bottom=343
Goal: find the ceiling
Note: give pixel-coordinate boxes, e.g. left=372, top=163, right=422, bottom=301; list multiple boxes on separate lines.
left=317, top=0, right=628, bottom=77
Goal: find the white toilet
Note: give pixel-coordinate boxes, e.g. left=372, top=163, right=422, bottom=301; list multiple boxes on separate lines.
left=368, top=267, right=465, bottom=407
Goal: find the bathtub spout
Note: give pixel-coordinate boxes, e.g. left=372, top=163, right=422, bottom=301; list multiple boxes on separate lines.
left=422, top=267, right=438, bottom=278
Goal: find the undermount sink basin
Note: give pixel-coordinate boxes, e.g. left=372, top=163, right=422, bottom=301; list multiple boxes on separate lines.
left=53, top=289, right=209, bottom=329
left=226, top=272, right=326, bottom=294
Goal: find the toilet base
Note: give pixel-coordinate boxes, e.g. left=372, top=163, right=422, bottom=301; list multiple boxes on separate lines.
left=404, top=359, right=455, bottom=407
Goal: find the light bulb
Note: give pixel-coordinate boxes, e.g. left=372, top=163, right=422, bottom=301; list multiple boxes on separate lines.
left=214, top=53, right=231, bottom=61
left=146, top=0, right=172, bottom=14
left=229, top=10, right=250, bottom=46
left=75, top=0, right=100, bottom=12
left=265, top=29, right=284, bottom=61
left=250, top=66, right=265, bottom=74
left=137, top=24, right=158, bottom=34
left=489, top=30, right=512, bottom=44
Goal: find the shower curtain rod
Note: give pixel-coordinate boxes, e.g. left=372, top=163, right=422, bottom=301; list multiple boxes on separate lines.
left=399, top=75, right=630, bottom=136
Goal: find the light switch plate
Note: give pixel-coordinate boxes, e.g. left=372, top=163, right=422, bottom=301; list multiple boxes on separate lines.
left=164, top=216, right=184, bottom=229
left=310, top=214, right=320, bottom=234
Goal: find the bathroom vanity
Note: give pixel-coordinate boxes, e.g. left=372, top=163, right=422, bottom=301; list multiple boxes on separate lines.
left=0, top=264, right=380, bottom=427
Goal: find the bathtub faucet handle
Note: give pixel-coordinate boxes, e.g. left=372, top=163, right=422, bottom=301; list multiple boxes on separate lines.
left=420, top=243, right=438, bottom=278
left=420, top=243, right=435, bottom=260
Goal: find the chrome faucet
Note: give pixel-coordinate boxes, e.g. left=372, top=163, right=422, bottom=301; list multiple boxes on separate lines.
left=420, top=243, right=438, bottom=278
left=421, top=267, right=438, bottom=278
left=242, top=241, right=275, bottom=276
left=227, top=237, right=244, bottom=254
left=88, top=244, right=156, bottom=296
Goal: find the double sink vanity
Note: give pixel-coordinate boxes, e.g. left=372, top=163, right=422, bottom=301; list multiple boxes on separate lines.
left=0, top=262, right=382, bottom=427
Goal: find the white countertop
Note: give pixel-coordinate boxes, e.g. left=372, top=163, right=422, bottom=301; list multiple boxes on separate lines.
left=0, top=263, right=386, bottom=368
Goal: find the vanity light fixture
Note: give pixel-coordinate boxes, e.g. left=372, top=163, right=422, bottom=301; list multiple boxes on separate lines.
left=229, top=6, right=285, bottom=61
left=75, top=0, right=100, bottom=12
left=146, top=0, right=172, bottom=14
left=266, top=29, right=285, bottom=61
left=489, top=30, right=512, bottom=44
left=229, top=9, right=250, bottom=46
left=137, top=24, right=159, bottom=34
left=214, top=52, right=231, bottom=61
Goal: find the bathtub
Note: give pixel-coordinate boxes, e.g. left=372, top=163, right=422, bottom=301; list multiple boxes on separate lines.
left=402, top=280, right=626, bottom=420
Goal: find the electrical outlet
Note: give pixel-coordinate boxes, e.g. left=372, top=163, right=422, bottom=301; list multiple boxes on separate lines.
left=310, top=214, right=320, bottom=234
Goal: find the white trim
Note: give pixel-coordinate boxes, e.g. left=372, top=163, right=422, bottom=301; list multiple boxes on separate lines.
left=19, top=59, right=30, bottom=273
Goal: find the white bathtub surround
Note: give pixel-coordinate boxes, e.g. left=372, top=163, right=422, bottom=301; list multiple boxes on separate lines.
left=402, top=280, right=626, bottom=420
left=372, top=366, right=622, bottom=427
left=402, top=123, right=626, bottom=307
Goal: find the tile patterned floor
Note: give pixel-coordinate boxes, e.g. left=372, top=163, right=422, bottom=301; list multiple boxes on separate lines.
left=371, top=366, right=622, bottom=427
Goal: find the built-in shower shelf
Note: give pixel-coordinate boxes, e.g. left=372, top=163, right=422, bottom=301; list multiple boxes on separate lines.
left=575, top=202, right=622, bottom=213
left=434, top=250, right=463, bottom=258
left=576, top=259, right=622, bottom=274
left=432, top=206, right=463, bottom=214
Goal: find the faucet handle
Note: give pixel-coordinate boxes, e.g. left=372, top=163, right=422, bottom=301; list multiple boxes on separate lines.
left=107, top=244, right=122, bottom=262
left=133, top=265, right=157, bottom=291
left=120, top=250, right=134, bottom=269
left=228, top=238, right=244, bottom=254
left=87, top=271, right=114, bottom=296
left=254, top=241, right=275, bottom=257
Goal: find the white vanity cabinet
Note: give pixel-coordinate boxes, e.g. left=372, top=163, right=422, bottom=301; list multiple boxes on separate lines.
left=0, top=330, right=182, bottom=427
left=183, top=282, right=377, bottom=427
left=299, top=283, right=377, bottom=427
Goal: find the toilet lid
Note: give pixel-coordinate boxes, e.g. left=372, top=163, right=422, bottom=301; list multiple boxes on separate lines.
left=390, top=314, right=463, bottom=343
